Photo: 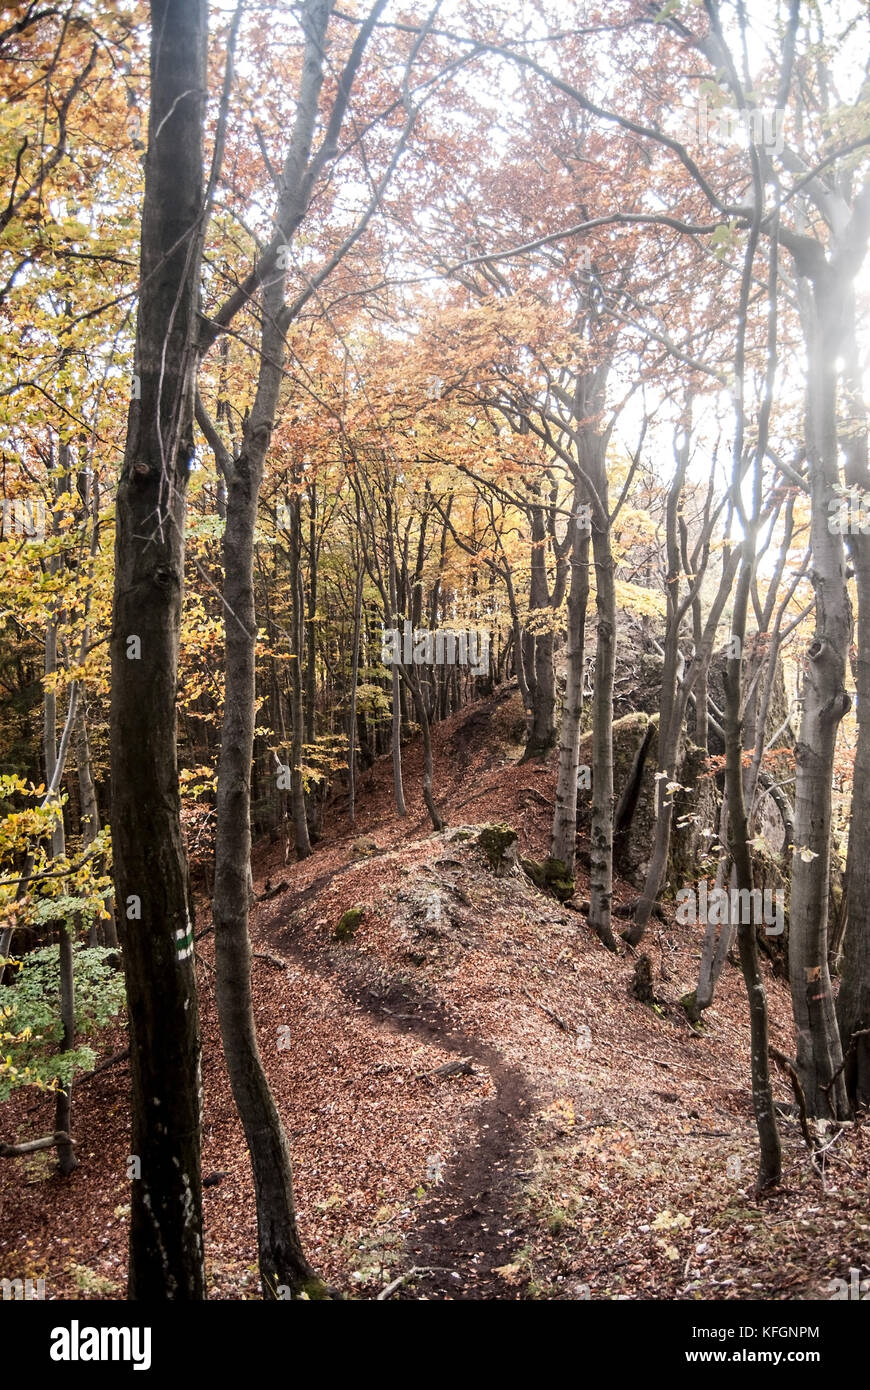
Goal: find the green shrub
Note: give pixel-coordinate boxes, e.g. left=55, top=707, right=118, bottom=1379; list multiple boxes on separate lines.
left=0, top=944, right=126, bottom=1099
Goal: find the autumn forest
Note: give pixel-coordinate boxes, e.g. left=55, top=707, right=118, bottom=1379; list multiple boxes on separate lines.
left=1, top=0, right=870, bottom=1338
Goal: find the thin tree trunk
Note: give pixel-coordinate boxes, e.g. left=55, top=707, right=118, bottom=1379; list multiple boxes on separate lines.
left=691, top=794, right=734, bottom=1016
left=625, top=430, right=690, bottom=944
left=523, top=505, right=557, bottom=758
left=44, top=482, right=78, bottom=1176
left=75, top=698, right=117, bottom=948
left=551, top=500, right=589, bottom=869
left=347, top=544, right=363, bottom=825
left=399, top=665, right=444, bottom=831
left=588, top=502, right=617, bottom=950
left=287, top=497, right=311, bottom=859
left=211, top=272, right=324, bottom=1298
left=724, top=556, right=782, bottom=1190
left=304, top=485, right=317, bottom=744
left=386, top=502, right=407, bottom=816
left=626, top=480, right=738, bottom=947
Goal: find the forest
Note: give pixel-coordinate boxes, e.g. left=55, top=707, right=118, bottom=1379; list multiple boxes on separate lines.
left=0, top=0, right=869, bottom=1335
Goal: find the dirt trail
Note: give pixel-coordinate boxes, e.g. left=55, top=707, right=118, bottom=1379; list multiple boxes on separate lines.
left=275, top=934, right=536, bottom=1300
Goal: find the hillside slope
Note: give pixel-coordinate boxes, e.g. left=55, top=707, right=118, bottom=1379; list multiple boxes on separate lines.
left=1, top=686, right=868, bottom=1300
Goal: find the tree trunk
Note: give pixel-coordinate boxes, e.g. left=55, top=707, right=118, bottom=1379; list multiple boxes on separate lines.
left=586, top=423, right=617, bottom=951
left=625, top=435, right=690, bottom=944
left=75, top=698, right=117, bottom=948
left=399, top=664, right=444, bottom=831
left=386, top=506, right=407, bottom=816
left=304, top=486, right=317, bottom=744
left=287, top=497, right=312, bottom=859
left=724, top=554, right=782, bottom=1190
left=523, top=505, right=557, bottom=758
left=212, top=273, right=324, bottom=1298
left=109, top=0, right=208, bottom=1300
left=44, top=510, right=78, bottom=1177
left=347, top=546, right=363, bottom=825
left=551, top=501, right=589, bottom=870
left=789, top=278, right=850, bottom=1120
left=837, top=292, right=870, bottom=1108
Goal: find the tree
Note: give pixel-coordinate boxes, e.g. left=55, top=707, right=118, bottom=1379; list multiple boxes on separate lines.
left=110, top=0, right=209, bottom=1300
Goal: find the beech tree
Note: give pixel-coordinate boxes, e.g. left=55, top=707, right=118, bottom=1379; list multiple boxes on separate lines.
left=110, top=0, right=209, bottom=1299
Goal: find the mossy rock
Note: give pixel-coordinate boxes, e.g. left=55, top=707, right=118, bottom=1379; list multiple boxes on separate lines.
left=520, top=855, right=575, bottom=903
left=334, top=906, right=365, bottom=941
left=477, top=823, right=518, bottom=872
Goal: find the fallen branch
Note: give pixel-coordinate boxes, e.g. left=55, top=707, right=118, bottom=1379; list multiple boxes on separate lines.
left=258, top=880, right=290, bottom=901
left=252, top=951, right=288, bottom=970
left=432, top=1056, right=474, bottom=1078
left=0, top=1130, right=76, bottom=1158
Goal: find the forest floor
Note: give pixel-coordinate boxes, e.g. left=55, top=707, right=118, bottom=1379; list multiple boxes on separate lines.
left=2, top=684, right=869, bottom=1300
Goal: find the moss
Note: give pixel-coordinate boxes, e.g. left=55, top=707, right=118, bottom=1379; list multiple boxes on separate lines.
left=680, top=990, right=702, bottom=1025
left=521, top=856, right=575, bottom=903
left=301, top=1277, right=334, bottom=1300
left=477, top=823, right=518, bottom=870
left=334, top=906, right=364, bottom=941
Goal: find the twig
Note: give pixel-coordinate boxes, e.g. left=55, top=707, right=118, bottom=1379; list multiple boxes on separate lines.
left=823, top=1028, right=870, bottom=1099
left=376, top=1266, right=455, bottom=1300
left=522, top=988, right=571, bottom=1033
left=76, top=1048, right=129, bottom=1086
left=770, top=1048, right=815, bottom=1150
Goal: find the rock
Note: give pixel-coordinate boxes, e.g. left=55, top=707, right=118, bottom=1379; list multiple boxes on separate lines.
left=477, top=823, right=519, bottom=874
left=520, top=856, right=575, bottom=903
left=203, top=1171, right=229, bottom=1188
left=565, top=896, right=589, bottom=914
left=334, top=906, right=365, bottom=940
left=350, top=837, right=379, bottom=859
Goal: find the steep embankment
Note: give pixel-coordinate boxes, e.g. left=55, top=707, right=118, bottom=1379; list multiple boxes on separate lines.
left=1, top=685, right=868, bottom=1300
